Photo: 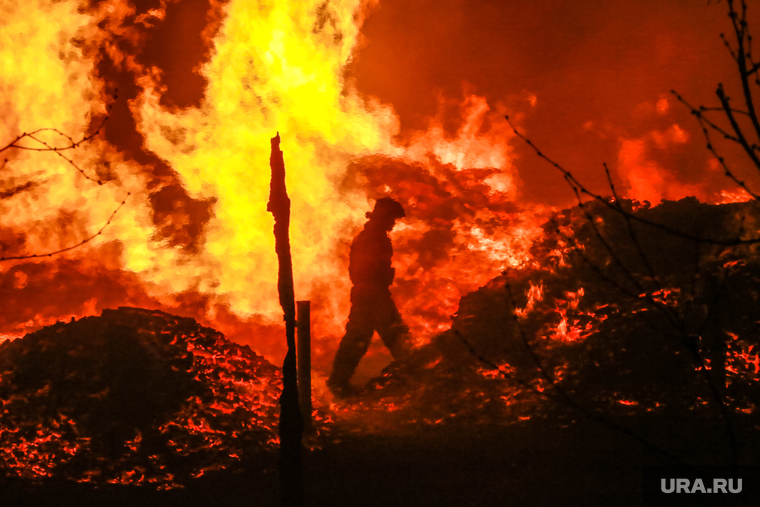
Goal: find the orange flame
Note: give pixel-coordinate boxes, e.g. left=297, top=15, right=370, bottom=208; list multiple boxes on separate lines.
left=1, top=0, right=544, bottom=367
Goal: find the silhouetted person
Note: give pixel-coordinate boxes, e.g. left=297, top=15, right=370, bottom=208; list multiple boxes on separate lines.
left=328, top=197, right=412, bottom=397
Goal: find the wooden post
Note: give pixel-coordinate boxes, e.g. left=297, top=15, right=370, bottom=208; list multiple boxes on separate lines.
left=267, top=133, right=304, bottom=507
left=296, top=301, right=312, bottom=429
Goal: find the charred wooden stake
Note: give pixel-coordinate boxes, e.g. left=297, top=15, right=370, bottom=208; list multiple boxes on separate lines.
left=296, top=301, right=312, bottom=430
left=267, top=133, right=304, bottom=507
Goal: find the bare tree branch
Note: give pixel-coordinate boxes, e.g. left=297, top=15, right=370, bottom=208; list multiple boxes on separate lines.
left=0, top=111, right=110, bottom=185
left=672, top=90, right=760, bottom=200
left=0, top=192, right=130, bottom=262
left=671, top=91, right=742, bottom=145
left=716, top=83, right=760, bottom=171
left=726, top=0, right=760, bottom=142
left=505, top=115, right=760, bottom=245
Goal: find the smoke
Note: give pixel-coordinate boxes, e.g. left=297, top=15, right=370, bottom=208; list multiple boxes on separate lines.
left=351, top=0, right=760, bottom=205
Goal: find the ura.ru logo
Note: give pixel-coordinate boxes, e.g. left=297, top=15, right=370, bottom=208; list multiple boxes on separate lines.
left=661, top=478, right=742, bottom=494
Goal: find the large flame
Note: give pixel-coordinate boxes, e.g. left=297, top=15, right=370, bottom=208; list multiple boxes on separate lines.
left=1, top=0, right=528, bottom=366
left=125, top=0, right=400, bottom=319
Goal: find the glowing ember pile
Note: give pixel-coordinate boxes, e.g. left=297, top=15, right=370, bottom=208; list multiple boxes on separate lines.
left=452, top=197, right=760, bottom=415
left=0, top=307, right=280, bottom=488
left=332, top=198, right=760, bottom=427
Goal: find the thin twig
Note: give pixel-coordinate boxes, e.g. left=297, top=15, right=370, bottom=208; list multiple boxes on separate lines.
left=505, top=115, right=760, bottom=243
left=0, top=113, right=110, bottom=184
left=0, top=193, right=130, bottom=262
left=716, top=84, right=760, bottom=171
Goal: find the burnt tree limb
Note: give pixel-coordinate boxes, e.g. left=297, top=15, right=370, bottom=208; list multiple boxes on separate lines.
left=267, top=133, right=304, bottom=507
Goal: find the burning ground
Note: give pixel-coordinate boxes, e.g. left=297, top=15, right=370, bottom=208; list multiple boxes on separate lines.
left=1, top=198, right=759, bottom=505
left=0, top=307, right=281, bottom=488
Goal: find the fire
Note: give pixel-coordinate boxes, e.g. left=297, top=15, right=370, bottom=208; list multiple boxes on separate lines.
left=0, top=308, right=282, bottom=486
left=617, top=129, right=699, bottom=205
left=129, top=0, right=400, bottom=320
left=548, top=288, right=591, bottom=343
left=515, top=281, right=544, bottom=318
left=716, top=188, right=754, bottom=204
left=403, top=94, right=515, bottom=180
left=550, top=311, right=584, bottom=343
left=727, top=331, right=760, bottom=384
left=9, top=3, right=757, bottom=460
left=648, top=288, right=679, bottom=307
left=1, top=0, right=535, bottom=363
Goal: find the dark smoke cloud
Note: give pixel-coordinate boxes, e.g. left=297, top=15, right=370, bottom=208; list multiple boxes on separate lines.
left=349, top=0, right=760, bottom=205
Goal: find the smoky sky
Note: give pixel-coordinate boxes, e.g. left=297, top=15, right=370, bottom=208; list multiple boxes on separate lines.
left=349, top=0, right=760, bottom=205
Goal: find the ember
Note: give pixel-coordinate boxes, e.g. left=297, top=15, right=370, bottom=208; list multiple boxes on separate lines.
left=0, top=307, right=281, bottom=487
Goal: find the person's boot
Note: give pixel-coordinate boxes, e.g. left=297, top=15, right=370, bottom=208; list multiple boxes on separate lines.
left=327, top=366, right=357, bottom=399
left=327, top=375, right=358, bottom=399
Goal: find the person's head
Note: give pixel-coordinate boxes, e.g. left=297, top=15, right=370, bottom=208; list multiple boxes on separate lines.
left=366, top=197, right=405, bottom=231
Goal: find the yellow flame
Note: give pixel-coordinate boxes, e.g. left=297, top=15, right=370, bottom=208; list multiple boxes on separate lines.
left=128, top=0, right=404, bottom=321
left=1, top=0, right=526, bottom=353
left=0, top=0, right=104, bottom=243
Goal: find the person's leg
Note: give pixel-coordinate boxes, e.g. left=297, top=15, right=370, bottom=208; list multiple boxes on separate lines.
left=328, top=299, right=375, bottom=392
left=375, top=296, right=412, bottom=359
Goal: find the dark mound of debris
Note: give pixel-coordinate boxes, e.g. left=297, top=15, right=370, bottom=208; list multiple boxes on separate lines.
left=345, top=198, right=760, bottom=436
left=0, top=307, right=281, bottom=488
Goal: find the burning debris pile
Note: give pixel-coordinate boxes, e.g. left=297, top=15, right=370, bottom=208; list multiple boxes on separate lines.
left=0, top=307, right=281, bottom=488
left=344, top=198, right=760, bottom=435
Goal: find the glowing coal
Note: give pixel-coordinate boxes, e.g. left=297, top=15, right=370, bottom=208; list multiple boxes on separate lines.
left=0, top=307, right=280, bottom=488
left=341, top=198, right=760, bottom=426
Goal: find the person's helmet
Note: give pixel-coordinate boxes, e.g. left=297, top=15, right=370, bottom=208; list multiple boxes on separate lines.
left=367, top=197, right=405, bottom=220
